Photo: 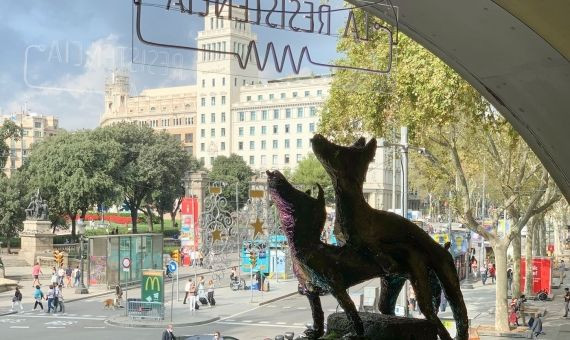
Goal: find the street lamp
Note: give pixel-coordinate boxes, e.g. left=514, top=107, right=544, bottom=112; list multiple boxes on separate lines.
left=75, top=220, right=89, bottom=294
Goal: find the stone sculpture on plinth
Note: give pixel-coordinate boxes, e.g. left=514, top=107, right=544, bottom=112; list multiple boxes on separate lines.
left=19, top=190, right=54, bottom=265
left=267, top=135, right=469, bottom=340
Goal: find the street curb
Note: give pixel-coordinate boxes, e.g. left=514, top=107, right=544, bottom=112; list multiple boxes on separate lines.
left=258, top=291, right=298, bottom=306
left=477, top=330, right=527, bottom=338
left=105, top=316, right=220, bottom=328
left=65, top=289, right=115, bottom=303
left=0, top=310, right=17, bottom=317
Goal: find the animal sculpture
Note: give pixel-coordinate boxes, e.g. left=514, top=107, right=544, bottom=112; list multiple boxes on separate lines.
left=268, top=170, right=398, bottom=338
left=311, top=134, right=469, bottom=340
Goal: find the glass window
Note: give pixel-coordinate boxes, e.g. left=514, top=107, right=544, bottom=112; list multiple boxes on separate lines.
left=250, top=111, right=256, bottom=120
left=258, top=95, right=263, bottom=101
left=273, top=125, right=278, bottom=134
left=297, top=108, right=303, bottom=118
left=222, top=77, right=226, bottom=86
left=285, top=139, right=290, bottom=148
left=201, top=143, right=205, bottom=151
left=249, top=155, right=254, bottom=165
left=269, top=94, right=274, bottom=100
left=210, top=128, right=215, bottom=137
left=221, top=96, right=226, bottom=104
left=293, top=92, right=298, bottom=98
left=261, top=155, right=266, bottom=165
left=211, top=97, right=216, bottom=106
left=272, top=140, right=278, bottom=149
left=317, top=89, right=323, bottom=96
left=238, top=142, right=243, bottom=150
left=262, top=110, right=268, bottom=120
left=261, top=126, right=267, bottom=135
left=261, top=140, right=266, bottom=149
left=273, top=109, right=279, bottom=119
left=249, top=126, right=255, bottom=135
left=239, top=127, right=244, bottom=136
left=305, top=90, right=310, bottom=97
left=184, top=133, right=193, bottom=142
left=221, top=142, right=225, bottom=150
left=211, top=112, right=215, bottom=123
left=285, top=124, right=290, bottom=133
left=280, top=93, right=286, bottom=99
left=310, top=107, right=317, bottom=116
left=221, top=128, right=225, bottom=136
left=201, top=129, right=205, bottom=138
left=201, top=114, right=206, bottom=123
left=249, top=141, right=255, bottom=150
left=285, top=109, right=291, bottom=118
left=272, top=155, right=278, bottom=165
left=201, top=98, right=206, bottom=107
left=309, top=123, right=315, bottom=132
left=221, top=112, right=226, bottom=122
left=284, top=154, right=290, bottom=164
left=202, top=79, right=205, bottom=88
left=212, top=78, right=215, bottom=87
left=239, top=112, right=245, bottom=122
left=247, top=96, right=251, bottom=101
left=297, top=124, right=302, bottom=133
left=296, top=139, right=302, bottom=148
left=297, top=154, right=303, bottom=162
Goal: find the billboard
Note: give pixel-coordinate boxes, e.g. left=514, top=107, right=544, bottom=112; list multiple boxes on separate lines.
left=180, top=197, right=199, bottom=251
left=141, top=269, right=164, bottom=303
left=520, top=256, right=552, bottom=295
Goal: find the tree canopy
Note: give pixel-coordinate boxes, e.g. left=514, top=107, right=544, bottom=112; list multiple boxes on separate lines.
left=209, top=154, right=254, bottom=211
left=0, top=119, right=22, bottom=172
left=290, top=154, right=334, bottom=205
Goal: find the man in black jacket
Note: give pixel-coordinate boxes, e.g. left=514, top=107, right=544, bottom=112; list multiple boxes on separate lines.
left=162, top=324, right=175, bottom=340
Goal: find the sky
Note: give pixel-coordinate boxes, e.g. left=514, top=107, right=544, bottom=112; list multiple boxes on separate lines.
left=0, top=0, right=392, bottom=130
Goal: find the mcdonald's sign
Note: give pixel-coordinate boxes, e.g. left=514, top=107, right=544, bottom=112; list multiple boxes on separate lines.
left=141, top=269, right=164, bottom=303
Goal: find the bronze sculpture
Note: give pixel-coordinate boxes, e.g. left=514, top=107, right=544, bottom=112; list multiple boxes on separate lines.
left=310, top=134, right=469, bottom=340
left=25, top=189, right=49, bottom=221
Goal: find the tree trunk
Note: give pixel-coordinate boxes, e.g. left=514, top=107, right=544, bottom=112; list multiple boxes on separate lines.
left=533, top=224, right=540, bottom=256
left=146, top=205, right=153, bottom=232
left=493, top=242, right=510, bottom=332
left=539, top=220, right=546, bottom=256
left=69, top=213, right=77, bottom=238
left=7, top=237, right=11, bottom=254
left=524, top=219, right=535, bottom=296
left=512, top=234, right=521, bottom=298
left=160, top=212, right=165, bottom=233
left=130, top=206, right=138, bottom=234
left=170, top=211, right=177, bottom=229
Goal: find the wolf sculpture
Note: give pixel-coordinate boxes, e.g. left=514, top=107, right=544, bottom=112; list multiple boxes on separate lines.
left=311, top=134, right=469, bottom=340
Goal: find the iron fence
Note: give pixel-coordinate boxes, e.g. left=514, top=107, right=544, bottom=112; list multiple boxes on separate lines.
left=127, top=299, right=164, bottom=320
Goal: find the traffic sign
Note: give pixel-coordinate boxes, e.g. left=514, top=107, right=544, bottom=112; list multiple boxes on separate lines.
left=168, top=260, right=178, bottom=273
left=122, top=257, right=131, bottom=269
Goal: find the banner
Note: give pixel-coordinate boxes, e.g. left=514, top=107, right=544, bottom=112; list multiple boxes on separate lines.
left=141, top=269, right=164, bottom=303
left=181, top=197, right=199, bottom=250
left=520, top=257, right=552, bottom=295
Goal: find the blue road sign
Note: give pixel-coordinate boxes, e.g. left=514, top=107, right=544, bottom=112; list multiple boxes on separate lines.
left=168, top=260, right=178, bottom=273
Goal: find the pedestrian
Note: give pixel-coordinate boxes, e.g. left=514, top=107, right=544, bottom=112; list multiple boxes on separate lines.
left=530, top=313, right=543, bottom=339
left=57, top=284, right=65, bottom=313
left=65, top=265, right=73, bottom=288
left=207, top=279, right=215, bottom=306
left=517, top=294, right=527, bottom=325
left=213, top=331, right=223, bottom=340
left=559, top=260, right=565, bottom=284
left=53, top=284, right=60, bottom=313
left=190, top=249, right=196, bottom=266
left=197, top=250, right=204, bottom=267
left=183, top=278, right=192, bottom=304
left=507, top=267, right=513, bottom=294
left=198, top=276, right=206, bottom=297
left=490, top=264, right=496, bottom=284
left=115, top=285, right=123, bottom=308
left=563, top=287, right=569, bottom=317
left=46, top=284, right=55, bottom=313
left=480, top=265, right=488, bottom=285
left=10, top=287, right=24, bottom=312
left=73, top=266, right=81, bottom=287
left=439, top=289, right=447, bottom=313
left=471, top=258, right=478, bottom=279
left=57, top=265, right=65, bottom=286
left=408, top=285, right=416, bottom=312
left=509, top=298, right=519, bottom=327
left=50, top=268, right=58, bottom=286
left=161, top=324, right=175, bottom=340
left=33, top=285, right=44, bottom=311
left=188, top=280, right=197, bottom=311
left=32, top=262, right=42, bottom=287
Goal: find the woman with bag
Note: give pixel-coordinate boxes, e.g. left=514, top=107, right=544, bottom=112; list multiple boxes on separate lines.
left=10, top=287, right=24, bottom=312
left=207, top=279, right=215, bottom=306
left=188, top=281, right=197, bottom=311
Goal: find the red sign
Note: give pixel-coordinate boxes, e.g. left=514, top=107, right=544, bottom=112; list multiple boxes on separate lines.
left=181, top=197, right=200, bottom=250
left=520, top=257, right=552, bottom=295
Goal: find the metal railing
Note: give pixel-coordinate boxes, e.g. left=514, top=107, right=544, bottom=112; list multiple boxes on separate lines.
left=127, top=299, right=164, bottom=320
left=53, top=243, right=80, bottom=256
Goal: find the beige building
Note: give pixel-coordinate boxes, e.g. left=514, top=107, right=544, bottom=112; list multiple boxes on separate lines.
left=1, top=112, right=59, bottom=176
left=100, top=72, right=197, bottom=154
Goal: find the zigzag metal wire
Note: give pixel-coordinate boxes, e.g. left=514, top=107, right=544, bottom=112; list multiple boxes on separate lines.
left=134, top=0, right=394, bottom=75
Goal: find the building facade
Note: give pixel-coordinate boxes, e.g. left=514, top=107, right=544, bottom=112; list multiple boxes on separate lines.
left=1, top=112, right=59, bottom=177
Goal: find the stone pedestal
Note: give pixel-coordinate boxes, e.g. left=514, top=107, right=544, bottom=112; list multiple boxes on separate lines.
left=19, top=220, right=55, bottom=265
left=325, top=312, right=438, bottom=340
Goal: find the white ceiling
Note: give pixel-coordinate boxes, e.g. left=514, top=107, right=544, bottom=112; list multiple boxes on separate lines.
left=349, top=0, right=570, bottom=201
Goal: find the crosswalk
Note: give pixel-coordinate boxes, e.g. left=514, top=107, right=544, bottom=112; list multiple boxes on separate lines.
left=14, top=311, right=108, bottom=319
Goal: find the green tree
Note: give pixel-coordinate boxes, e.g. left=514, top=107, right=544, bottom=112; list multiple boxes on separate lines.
left=291, top=154, right=334, bottom=205
left=0, top=119, right=22, bottom=172
left=25, top=130, right=121, bottom=236
left=0, top=170, right=27, bottom=253
left=209, top=154, right=254, bottom=211
left=321, top=11, right=561, bottom=331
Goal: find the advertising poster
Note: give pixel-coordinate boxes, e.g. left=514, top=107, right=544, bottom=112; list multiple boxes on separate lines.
left=520, top=256, right=552, bottom=295
left=141, top=269, right=164, bottom=303
left=180, top=197, right=200, bottom=251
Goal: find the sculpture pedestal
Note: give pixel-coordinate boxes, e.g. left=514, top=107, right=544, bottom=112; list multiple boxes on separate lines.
left=325, top=312, right=438, bottom=340
left=19, top=220, right=55, bottom=265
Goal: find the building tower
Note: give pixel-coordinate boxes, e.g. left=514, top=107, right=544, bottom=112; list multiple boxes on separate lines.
left=102, top=71, right=129, bottom=123
left=195, top=4, right=260, bottom=167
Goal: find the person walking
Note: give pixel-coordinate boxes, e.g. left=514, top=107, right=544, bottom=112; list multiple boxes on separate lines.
left=559, top=260, right=565, bottom=284
left=73, top=266, right=81, bottom=287
left=188, top=280, right=197, bottom=311
left=10, top=287, right=24, bottom=312
left=197, top=250, right=204, bottom=267
left=161, top=324, right=175, bottom=340
left=57, top=284, right=65, bottom=313
left=183, top=278, right=192, bottom=304
left=507, top=267, right=513, bottom=294
left=33, top=285, right=44, bottom=311
left=50, top=268, right=58, bottom=287
left=53, top=284, right=60, bottom=313
left=46, top=285, right=55, bottom=313
left=32, top=262, right=42, bottom=287
left=490, top=264, right=496, bottom=284
left=57, top=265, right=65, bottom=286
left=197, top=276, right=206, bottom=301
left=65, top=265, right=73, bottom=288
left=471, top=258, right=478, bottom=279
left=480, top=265, right=488, bottom=285
left=207, top=279, right=215, bottom=306
left=530, top=313, right=543, bottom=339
left=517, top=294, right=527, bottom=326
left=563, top=287, right=569, bottom=317
left=439, top=289, right=447, bottom=313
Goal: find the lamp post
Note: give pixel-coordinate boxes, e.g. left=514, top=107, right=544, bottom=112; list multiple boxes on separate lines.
left=75, top=220, right=89, bottom=294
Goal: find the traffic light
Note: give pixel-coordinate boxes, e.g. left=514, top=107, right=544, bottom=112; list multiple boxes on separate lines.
left=249, top=251, right=257, bottom=269
left=53, top=250, right=64, bottom=266
left=170, top=250, right=180, bottom=264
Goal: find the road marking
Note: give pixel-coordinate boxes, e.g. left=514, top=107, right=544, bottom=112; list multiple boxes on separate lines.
left=276, top=322, right=286, bottom=325
left=242, top=320, right=253, bottom=323
left=10, top=326, right=29, bottom=329
left=224, top=319, right=236, bottom=322
left=84, top=326, right=105, bottom=329
left=293, top=323, right=304, bottom=326
left=217, top=321, right=306, bottom=329
left=296, top=307, right=307, bottom=310
left=283, top=306, right=291, bottom=309
left=47, top=326, right=66, bottom=329
left=13, top=315, right=105, bottom=321
left=259, top=321, right=270, bottom=324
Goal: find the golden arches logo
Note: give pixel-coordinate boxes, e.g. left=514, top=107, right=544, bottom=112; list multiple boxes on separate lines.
left=145, top=276, right=161, bottom=291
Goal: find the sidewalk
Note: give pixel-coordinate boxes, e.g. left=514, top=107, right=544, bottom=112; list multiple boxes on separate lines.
left=105, top=278, right=299, bottom=328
